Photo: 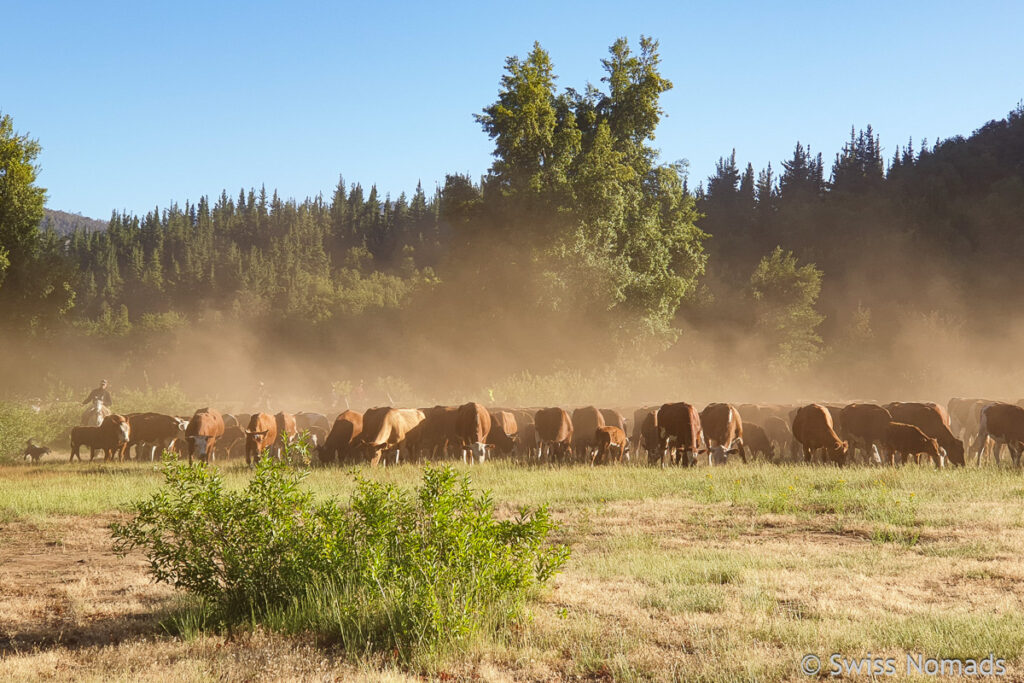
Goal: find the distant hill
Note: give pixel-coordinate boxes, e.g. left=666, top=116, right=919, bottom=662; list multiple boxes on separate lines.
left=41, top=208, right=107, bottom=235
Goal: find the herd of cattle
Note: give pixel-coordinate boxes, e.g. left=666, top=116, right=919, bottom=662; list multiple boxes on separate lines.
left=42, top=396, right=1024, bottom=469
left=41, top=395, right=1024, bottom=471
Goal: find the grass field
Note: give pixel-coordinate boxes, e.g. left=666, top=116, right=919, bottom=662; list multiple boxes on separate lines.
left=2, top=458, right=1024, bottom=681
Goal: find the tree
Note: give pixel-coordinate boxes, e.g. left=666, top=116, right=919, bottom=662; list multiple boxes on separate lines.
left=750, top=247, right=824, bottom=370
left=0, top=113, right=47, bottom=289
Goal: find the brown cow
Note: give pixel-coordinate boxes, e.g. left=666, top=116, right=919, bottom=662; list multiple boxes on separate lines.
left=699, top=403, right=746, bottom=465
left=487, top=410, right=518, bottom=457
left=361, top=408, right=425, bottom=466
left=216, top=425, right=246, bottom=460
left=274, top=412, right=298, bottom=456
left=456, top=402, right=492, bottom=464
left=516, top=422, right=538, bottom=460
left=245, top=412, right=278, bottom=465
left=763, top=416, right=796, bottom=461
left=592, top=426, right=628, bottom=465
left=838, top=403, right=892, bottom=465
left=535, top=407, right=573, bottom=464
left=885, top=402, right=965, bottom=467
left=884, top=422, right=941, bottom=466
left=599, top=409, right=627, bottom=433
left=656, top=402, right=702, bottom=467
left=571, top=407, right=606, bottom=463
left=184, top=408, right=225, bottom=465
left=973, top=403, right=1024, bottom=466
left=406, top=406, right=458, bottom=462
left=126, top=412, right=189, bottom=461
left=792, top=404, right=849, bottom=466
left=70, top=414, right=131, bottom=462
left=631, top=407, right=657, bottom=460
left=742, top=423, right=773, bottom=461
left=316, top=410, right=364, bottom=465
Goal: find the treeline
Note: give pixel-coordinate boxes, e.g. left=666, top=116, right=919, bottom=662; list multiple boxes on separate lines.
left=1, top=40, right=1023, bottom=401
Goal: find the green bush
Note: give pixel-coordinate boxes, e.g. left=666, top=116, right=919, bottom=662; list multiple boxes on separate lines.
left=111, top=457, right=569, bottom=661
left=0, top=399, right=81, bottom=461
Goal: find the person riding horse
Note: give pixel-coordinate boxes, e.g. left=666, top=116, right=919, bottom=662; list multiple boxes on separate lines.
left=82, top=379, right=113, bottom=408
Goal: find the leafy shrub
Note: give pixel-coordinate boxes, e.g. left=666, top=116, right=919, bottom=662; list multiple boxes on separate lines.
left=0, top=399, right=81, bottom=461
left=111, top=457, right=569, bottom=660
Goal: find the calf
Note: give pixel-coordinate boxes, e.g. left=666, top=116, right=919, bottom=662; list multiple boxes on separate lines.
left=792, top=404, right=849, bottom=466
left=886, top=401, right=964, bottom=466
left=70, top=414, right=131, bottom=462
left=884, top=422, right=942, bottom=467
left=592, top=426, right=628, bottom=465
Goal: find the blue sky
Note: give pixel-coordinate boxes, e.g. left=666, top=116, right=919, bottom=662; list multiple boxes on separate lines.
left=2, top=0, right=1022, bottom=219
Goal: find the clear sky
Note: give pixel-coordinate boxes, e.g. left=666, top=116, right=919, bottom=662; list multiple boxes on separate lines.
left=3, top=0, right=1022, bottom=220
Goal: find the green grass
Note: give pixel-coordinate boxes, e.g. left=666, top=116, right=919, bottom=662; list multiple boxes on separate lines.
left=5, top=458, right=1024, bottom=679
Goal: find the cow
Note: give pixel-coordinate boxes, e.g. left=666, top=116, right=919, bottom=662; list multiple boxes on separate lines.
left=23, top=439, right=51, bottom=462
left=406, top=406, right=459, bottom=462
left=631, top=408, right=658, bottom=462
left=315, top=410, right=364, bottom=465
left=571, top=407, right=606, bottom=463
left=742, top=423, right=773, bottom=461
left=763, top=416, right=797, bottom=462
left=455, top=402, right=492, bottom=464
left=295, top=412, right=331, bottom=438
left=216, top=425, right=247, bottom=460
left=885, top=402, right=965, bottom=467
left=655, top=402, right=702, bottom=467
left=972, top=403, right=1024, bottom=466
left=534, top=407, right=573, bottom=464
left=838, top=403, right=892, bottom=465
left=184, top=408, right=225, bottom=465
left=699, top=403, right=746, bottom=465
left=245, top=412, right=278, bottom=465
left=516, top=422, right=537, bottom=460
left=592, top=426, right=628, bottom=465
left=80, top=398, right=111, bottom=427
left=274, top=412, right=298, bottom=455
left=599, top=409, right=627, bottom=434
left=792, top=404, right=849, bottom=466
left=221, top=414, right=240, bottom=430
left=487, top=410, right=518, bottom=458
left=360, top=408, right=425, bottom=466
left=884, top=422, right=942, bottom=467
left=125, top=412, right=190, bottom=461
left=70, top=414, right=131, bottom=462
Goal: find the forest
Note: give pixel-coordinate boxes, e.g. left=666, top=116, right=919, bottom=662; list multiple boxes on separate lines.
left=2, top=37, right=1023, bottom=406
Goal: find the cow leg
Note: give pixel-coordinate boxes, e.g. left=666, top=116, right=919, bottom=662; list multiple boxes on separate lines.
left=870, top=443, right=882, bottom=466
left=802, top=446, right=812, bottom=464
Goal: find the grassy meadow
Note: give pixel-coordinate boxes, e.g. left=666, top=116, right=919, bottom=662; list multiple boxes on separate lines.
left=2, top=459, right=1024, bottom=680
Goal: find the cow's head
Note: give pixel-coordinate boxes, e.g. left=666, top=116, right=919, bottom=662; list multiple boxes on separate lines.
left=945, top=438, right=965, bottom=467
left=190, top=435, right=210, bottom=459
left=245, top=429, right=271, bottom=450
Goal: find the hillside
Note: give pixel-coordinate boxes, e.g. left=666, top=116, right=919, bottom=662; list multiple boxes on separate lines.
left=40, top=208, right=107, bottom=235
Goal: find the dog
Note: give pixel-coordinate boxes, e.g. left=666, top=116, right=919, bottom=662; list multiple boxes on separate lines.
left=24, top=439, right=52, bottom=463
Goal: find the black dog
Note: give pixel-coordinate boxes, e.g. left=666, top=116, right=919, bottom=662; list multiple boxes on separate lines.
left=24, top=439, right=51, bottom=463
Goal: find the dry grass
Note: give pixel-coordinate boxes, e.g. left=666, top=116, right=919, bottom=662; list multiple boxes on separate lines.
left=3, top=457, right=1024, bottom=680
